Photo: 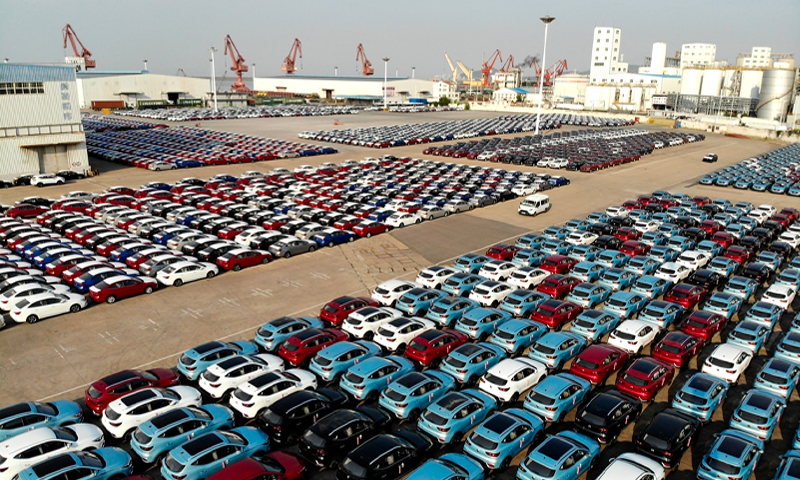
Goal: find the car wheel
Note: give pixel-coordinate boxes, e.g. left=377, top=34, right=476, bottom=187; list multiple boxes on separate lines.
left=444, top=211, right=450, bottom=216
left=348, top=236, right=355, bottom=242
left=261, top=257, right=270, bottom=264
left=309, top=246, right=316, bottom=252
left=36, top=183, right=43, bottom=188
left=468, top=375, right=478, bottom=387
left=490, top=300, right=498, bottom=308
left=106, top=296, right=116, bottom=304
left=365, top=232, right=372, bottom=238
left=206, top=271, right=216, bottom=278
left=396, top=343, right=406, bottom=354
left=429, top=359, right=441, bottom=369
left=500, top=458, right=511, bottom=470
left=173, top=278, right=184, bottom=287
left=364, top=331, right=374, bottom=341
left=69, top=304, right=81, bottom=313
left=144, top=286, right=154, bottom=294
left=328, top=242, right=335, bottom=248
left=509, top=392, right=519, bottom=403
left=408, top=408, right=421, bottom=421
left=26, top=314, right=39, bottom=324
left=233, top=264, right=242, bottom=271
left=415, top=218, right=421, bottom=224
left=284, top=252, right=292, bottom=259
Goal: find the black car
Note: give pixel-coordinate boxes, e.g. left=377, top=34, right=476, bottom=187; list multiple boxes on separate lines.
left=279, top=220, right=308, bottom=235
left=298, top=407, right=391, bottom=467
left=740, top=262, right=772, bottom=285
left=13, top=174, right=34, bottom=186
left=177, top=177, right=207, bottom=186
left=0, top=180, right=12, bottom=189
left=687, top=269, right=724, bottom=291
left=574, top=389, right=642, bottom=444
left=259, top=387, right=350, bottom=445
left=739, top=236, right=765, bottom=251
left=255, top=234, right=293, bottom=250
left=56, top=170, right=85, bottom=181
left=762, top=221, right=786, bottom=235
left=203, top=219, right=238, bottom=236
left=17, top=196, right=54, bottom=207
left=197, top=244, right=238, bottom=263
left=594, top=235, right=623, bottom=250
left=644, top=203, right=666, bottom=214
left=336, top=432, right=433, bottom=480
left=633, top=408, right=700, bottom=468
left=182, top=238, right=218, bottom=256
left=675, top=216, right=699, bottom=229
left=588, top=223, right=615, bottom=236
left=245, top=212, right=275, bottom=226
left=301, top=210, right=328, bottom=223
left=683, top=227, right=710, bottom=243
left=769, top=241, right=794, bottom=260
left=608, top=216, right=635, bottom=228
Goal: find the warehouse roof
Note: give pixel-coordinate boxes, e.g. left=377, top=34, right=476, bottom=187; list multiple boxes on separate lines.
left=261, top=74, right=411, bottom=82
left=0, top=63, right=76, bottom=83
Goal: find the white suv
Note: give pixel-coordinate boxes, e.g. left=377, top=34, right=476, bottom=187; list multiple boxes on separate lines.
left=415, top=266, right=458, bottom=289
left=373, top=317, right=435, bottom=353
left=469, top=281, right=513, bottom=307
left=101, top=386, right=201, bottom=439
left=371, top=280, right=423, bottom=306
left=0, top=425, right=105, bottom=479
left=342, top=306, right=403, bottom=340
left=479, top=358, right=547, bottom=403
left=198, top=354, right=284, bottom=400
left=228, top=369, right=317, bottom=419
left=31, top=174, right=65, bottom=187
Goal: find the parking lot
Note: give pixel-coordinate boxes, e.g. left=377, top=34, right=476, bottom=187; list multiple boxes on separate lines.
left=0, top=110, right=789, bottom=480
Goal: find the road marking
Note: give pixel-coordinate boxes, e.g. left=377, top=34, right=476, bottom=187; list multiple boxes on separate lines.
left=310, top=271, right=330, bottom=279
left=181, top=308, right=203, bottom=319
left=59, top=344, right=76, bottom=353
left=219, top=297, right=240, bottom=307
left=280, top=280, right=303, bottom=288
left=251, top=288, right=274, bottom=298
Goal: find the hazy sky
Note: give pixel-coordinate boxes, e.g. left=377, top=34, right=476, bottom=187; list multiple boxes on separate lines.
left=2, top=0, right=798, bottom=80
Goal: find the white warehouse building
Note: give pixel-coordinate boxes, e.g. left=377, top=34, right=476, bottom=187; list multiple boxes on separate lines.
left=254, top=74, right=436, bottom=103
left=75, top=71, right=211, bottom=109
left=0, top=63, right=89, bottom=180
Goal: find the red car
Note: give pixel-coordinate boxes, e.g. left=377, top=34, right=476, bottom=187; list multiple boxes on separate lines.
left=530, top=298, right=582, bottom=329
left=780, top=207, right=799, bottom=222
left=63, top=261, right=117, bottom=284
left=95, top=238, right=132, bottom=257
left=353, top=207, right=378, bottom=219
left=352, top=221, right=391, bottom=237
left=539, top=255, right=578, bottom=275
left=698, top=220, right=722, bottom=235
left=622, top=200, right=643, bottom=211
left=278, top=328, right=348, bottom=367
left=486, top=244, right=520, bottom=261
left=619, top=241, right=650, bottom=257
left=680, top=310, right=727, bottom=342
left=107, top=186, right=136, bottom=196
left=710, top=231, right=737, bottom=248
left=658, top=198, right=680, bottom=208
left=692, top=196, right=711, bottom=206
left=404, top=329, right=469, bottom=368
left=333, top=217, right=361, bottom=231
left=664, top=283, right=708, bottom=309
left=216, top=249, right=272, bottom=271
left=615, top=357, right=675, bottom=402
left=7, top=204, right=49, bottom=219
left=84, top=368, right=179, bottom=415
left=206, top=453, right=306, bottom=480
left=569, top=344, right=629, bottom=385
left=652, top=332, right=704, bottom=368
left=771, top=214, right=793, bottom=228
left=106, top=195, right=137, bottom=207
left=126, top=250, right=167, bottom=269
left=723, top=245, right=753, bottom=264
left=319, top=296, right=379, bottom=325
left=89, top=275, right=158, bottom=304
left=217, top=224, right=251, bottom=240
left=614, top=228, right=642, bottom=242
left=263, top=216, right=290, bottom=230
left=45, top=255, right=89, bottom=277
left=636, top=195, right=656, bottom=205
left=536, top=274, right=581, bottom=299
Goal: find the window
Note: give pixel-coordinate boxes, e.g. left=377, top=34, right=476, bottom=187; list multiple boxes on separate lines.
left=0, top=82, right=44, bottom=95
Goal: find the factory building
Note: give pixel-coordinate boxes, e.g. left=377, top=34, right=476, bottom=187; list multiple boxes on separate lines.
left=552, top=73, right=589, bottom=104
left=589, top=27, right=629, bottom=84
left=680, top=44, right=717, bottom=69
left=0, top=63, right=89, bottom=180
left=75, top=71, right=211, bottom=109
left=737, top=47, right=795, bottom=69
left=253, top=74, right=435, bottom=104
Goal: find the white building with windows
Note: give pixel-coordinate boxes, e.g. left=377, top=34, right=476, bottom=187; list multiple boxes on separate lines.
left=737, top=47, right=796, bottom=69
left=680, top=44, right=717, bottom=69
left=432, top=81, right=459, bottom=102
left=589, top=27, right=628, bottom=84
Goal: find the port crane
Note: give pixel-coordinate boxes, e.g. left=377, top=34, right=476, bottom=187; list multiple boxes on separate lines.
left=499, top=55, right=515, bottom=72
left=480, top=49, right=502, bottom=86
left=356, top=44, right=374, bottom=76
left=223, top=34, right=251, bottom=93
left=444, top=52, right=459, bottom=84
left=62, top=24, right=95, bottom=69
left=282, top=38, right=302, bottom=74
left=531, top=58, right=568, bottom=86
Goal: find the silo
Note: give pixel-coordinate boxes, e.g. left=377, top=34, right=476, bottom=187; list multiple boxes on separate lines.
left=700, top=69, right=723, bottom=96
left=757, top=69, right=796, bottom=120
left=739, top=70, right=763, bottom=99
left=680, top=68, right=703, bottom=95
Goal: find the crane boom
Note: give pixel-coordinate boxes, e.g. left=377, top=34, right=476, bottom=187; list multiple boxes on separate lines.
left=282, top=38, right=302, bottom=74
left=355, top=44, right=374, bottom=76
left=481, top=49, right=503, bottom=86
left=457, top=61, right=475, bottom=86
left=444, top=52, right=458, bottom=85
left=499, top=55, right=515, bottom=72
left=224, top=34, right=252, bottom=93
left=62, top=24, right=95, bottom=69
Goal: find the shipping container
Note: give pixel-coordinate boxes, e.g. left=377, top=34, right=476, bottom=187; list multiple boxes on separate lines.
left=91, top=100, right=125, bottom=110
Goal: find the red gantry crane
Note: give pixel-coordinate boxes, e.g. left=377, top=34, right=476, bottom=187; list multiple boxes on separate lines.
left=531, top=58, right=568, bottom=86
left=499, top=55, right=515, bottom=73
left=224, top=34, right=251, bottom=93
left=62, top=24, right=95, bottom=69
left=481, top=49, right=503, bottom=86
left=282, top=38, right=302, bottom=74
left=356, top=44, right=374, bottom=76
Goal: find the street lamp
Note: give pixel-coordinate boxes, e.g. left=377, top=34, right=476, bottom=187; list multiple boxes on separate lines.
left=535, top=15, right=555, bottom=136
left=143, top=59, right=148, bottom=71
left=252, top=63, right=256, bottom=81
left=382, top=57, right=390, bottom=108
left=209, top=47, right=218, bottom=112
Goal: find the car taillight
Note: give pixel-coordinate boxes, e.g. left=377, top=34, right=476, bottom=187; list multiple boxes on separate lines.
left=396, top=403, right=408, bottom=408
left=726, top=369, right=737, bottom=374
left=109, top=421, right=122, bottom=427
left=242, top=402, right=254, bottom=408
left=140, top=445, right=153, bottom=451
left=209, top=383, right=220, bottom=388
left=498, top=387, right=510, bottom=392
left=437, top=426, right=450, bottom=432
left=545, top=406, right=557, bottom=411
left=758, top=425, right=769, bottom=430
left=487, top=452, right=499, bottom=457
left=355, top=385, right=364, bottom=390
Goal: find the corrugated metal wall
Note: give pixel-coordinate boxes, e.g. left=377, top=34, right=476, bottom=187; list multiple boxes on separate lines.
left=0, top=133, right=89, bottom=180
left=77, top=74, right=211, bottom=108
left=0, top=65, right=82, bottom=130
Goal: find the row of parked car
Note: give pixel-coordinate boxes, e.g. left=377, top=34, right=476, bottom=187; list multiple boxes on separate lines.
left=114, top=105, right=362, bottom=123
left=701, top=144, right=800, bottom=195
left=5, top=190, right=800, bottom=480
left=82, top=113, right=168, bottom=133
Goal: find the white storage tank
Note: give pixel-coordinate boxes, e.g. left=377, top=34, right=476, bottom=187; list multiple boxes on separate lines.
left=739, top=70, right=763, bottom=99
left=680, top=68, right=703, bottom=95
left=757, top=69, right=796, bottom=120
left=700, top=69, right=723, bottom=96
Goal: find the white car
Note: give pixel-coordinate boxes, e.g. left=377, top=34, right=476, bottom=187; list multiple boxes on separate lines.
left=565, top=231, right=598, bottom=245
left=30, top=174, right=65, bottom=187
left=155, top=261, right=219, bottom=287
left=779, top=231, right=800, bottom=249
left=371, top=280, right=423, bottom=306
left=0, top=424, right=105, bottom=480
left=295, top=223, right=327, bottom=241
left=468, top=281, right=513, bottom=307
left=592, top=453, right=665, bottom=480
left=385, top=212, right=422, bottom=228
left=608, top=320, right=658, bottom=354
left=9, top=292, right=88, bottom=324
left=198, top=354, right=284, bottom=400
left=479, top=358, right=547, bottom=403
left=701, top=344, right=752, bottom=384
left=418, top=205, right=448, bottom=220
left=293, top=165, right=316, bottom=173
left=166, top=233, right=208, bottom=251
left=0, top=283, right=71, bottom=311
left=508, top=267, right=550, bottom=289
left=373, top=317, right=435, bottom=353
left=675, top=251, right=711, bottom=271
left=654, top=262, right=692, bottom=283
left=385, top=200, right=409, bottom=212
left=633, top=220, right=660, bottom=233
left=101, top=386, right=202, bottom=439
left=757, top=204, right=777, bottom=217
left=60, top=191, right=95, bottom=200
left=478, top=260, right=517, bottom=281
left=443, top=200, right=473, bottom=213
left=548, top=158, right=569, bottom=169
left=605, top=206, right=629, bottom=218
left=342, top=306, right=403, bottom=339
left=761, top=284, right=796, bottom=310
left=415, top=265, right=458, bottom=289
left=234, top=228, right=267, bottom=247
left=747, top=210, right=770, bottom=224
left=228, top=369, right=317, bottom=419
left=511, top=184, right=537, bottom=196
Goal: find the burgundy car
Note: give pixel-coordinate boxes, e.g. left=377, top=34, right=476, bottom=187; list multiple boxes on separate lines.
left=652, top=332, right=704, bottom=368
left=404, top=329, right=469, bottom=368
left=616, top=357, right=675, bottom=402
left=536, top=274, right=581, bottom=299
left=486, top=244, right=521, bottom=261
left=680, top=310, right=727, bottom=342
left=664, top=283, right=708, bottom=309
left=569, top=343, right=628, bottom=385
left=320, top=296, right=379, bottom=325
left=530, top=299, right=582, bottom=330
left=84, top=368, right=179, bottom=415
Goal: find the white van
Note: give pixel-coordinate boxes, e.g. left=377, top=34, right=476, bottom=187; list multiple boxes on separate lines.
left=518, top=194, right=551, bottom=216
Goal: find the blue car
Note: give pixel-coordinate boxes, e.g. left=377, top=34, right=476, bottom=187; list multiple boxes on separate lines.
left=254, top=316, right=323, bottom=352
left=707, top=257, right=740, bottom=279
left=671, top=373, right=728, bottom=422
left=489, top=319, right=546, bottom=355
left=441, top=343, right=506, bottom=386
left=667, top=236, right=695, bottom=253
left=567, top=245, right=603, bottom=262
left=528, top=332, right=587, bottom=370
left=703, top=292, right=744, bottom=320
left=455, top=308, right=511, bottom=341
left=516, top=234, right=547, bottom=250
left=624, top=256, right=661, bottom=276
left=791, top=256, right=800, bottom=270
left=0, top=400, right=83, bottom=442
left=696, top=240, right=724, bottom=257
left=743, top=301, right=784, bottom=329
left=110, top=244, right=152, bottom=263
left=776, top=268, right=800, bottom=290
left=565, top=283, right=611, bottom=309
left=379, top=371, right=456, bottom=420
left=454, top=254, right=491, bottom=274
left=405, top=453, right=485, bottom=480
left=16, top=448, right=133, bottom=480
left=540, top=240, right=572, bottom=257
left=396, top=288, right=447, bottom=316
left=176, top=340, right=259, bottom=381
left=726, top=223, right=751, bottom=238
left=523, top=373, right=591, bottom=423
left=775, top=332, right=800, bottom=365
left=597, top=268, right=638, bottom=292
left=726, top=321, right=770, bottom=354
left=774, top=451, right=800, bottom=480
left=517, top=431, right=601, bottom=480
left=729, top=389, right=785, bottom=442
left=628, top=209, right=651, bottom=221
left=73, top=268, right=134, bottom=293
left=564, top=219, right=591, bottom=231
left=630, top=275, right=672, bottom=300
left=543, top=227, right=570, bottom=240
left=426, top=296, right=480, bottom=327
left=569, top=310, right=620, bottom=343
left=130, top=405, right=235, bottom=464
left=648, top=246, right=680, bottom=263
left=755, top=358, right=800, bottom=400
left=500, top=290, right=549, bottom=318
left=309, top=340, right=381, bottom=383
left=464, top=408, right=544, bottom=470
left=417, top=389, right=498, bottom=443
left=586, top=212, right=610, bottom=223
left=512, top=249, right=546, bottom=267
left=697, top=429, right=763, bottom=480
left=721, top=276, right=758, bottom=302
left=339, top=355, right=414, bottom=402
left=313, top=229, right=358, bottom=247
left=658, top=223, right=683, bottom=237
left=637, top=300, right=684, bottom=330
left=595, top=250, right=629, bottom=269
left=640, top=231, right=668, bottom=247
left=569, top=262, right=606, bottom=283
left=160, top=426, right=270, bottom=480
left=602, top=291, right=648, bottom=319
left=442, top=273, right=485, bottom=297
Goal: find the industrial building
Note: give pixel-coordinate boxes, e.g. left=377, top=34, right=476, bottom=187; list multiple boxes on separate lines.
left=253, top=74, right=436, bottom=104
left=679, top=44, right=718, bottom=69
left=737, top=47, right=795, bottom=69
left=589, top=27, right=629, bottom=84
left=0, top=63, right=89, bottom=180
left=76, top=71, right=211, bottom=109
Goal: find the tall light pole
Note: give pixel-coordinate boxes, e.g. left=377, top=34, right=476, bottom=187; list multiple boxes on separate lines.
left=252, top=63, right=256, bottom=81
left=382, top=57, right=390, bottom=108
left=209, top=47, right=218, bottom=112
left=535, top=15, right=555, bottom=136
left=143, top=59, right=148, bottom=71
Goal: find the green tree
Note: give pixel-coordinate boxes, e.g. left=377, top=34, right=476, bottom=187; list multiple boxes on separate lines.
left=438, top=96, right=451, bottom=106
left=516, top=94, right=523, bottom=103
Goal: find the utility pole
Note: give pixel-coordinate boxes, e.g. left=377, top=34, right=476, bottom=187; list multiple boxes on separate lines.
left=535, top=15, right=555, bottom=135
left=210, top=47, right=218, bottom=112
left=383, top=57, right=390, bottom=108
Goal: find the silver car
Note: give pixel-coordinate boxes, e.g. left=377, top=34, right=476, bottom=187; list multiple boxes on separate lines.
left=419, top=205, right=448, bottom=220
left=268, top=238, right=317, bottom=258
left=444, top=200, right=473, bottom=213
